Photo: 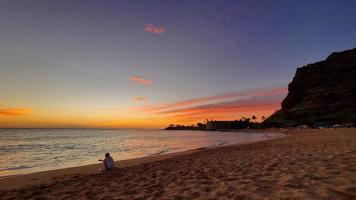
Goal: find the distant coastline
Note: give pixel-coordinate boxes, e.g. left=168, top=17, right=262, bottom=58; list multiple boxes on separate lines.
left=165, top=117, right=262, bottom=131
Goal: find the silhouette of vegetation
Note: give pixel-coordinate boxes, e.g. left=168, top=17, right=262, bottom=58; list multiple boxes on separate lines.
left=165, top=116, right=261, bottom=130
left=165, top=124, right=202, bottom=130
left=261, top=116, right=266, bottom=121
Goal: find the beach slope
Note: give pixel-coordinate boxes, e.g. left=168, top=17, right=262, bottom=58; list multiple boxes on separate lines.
left=1, top=128, right=355, bottom=199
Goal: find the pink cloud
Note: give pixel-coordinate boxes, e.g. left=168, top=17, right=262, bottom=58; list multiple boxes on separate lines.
left=135, top=86, right=287, bottom=121
left=140, top=87, right=287, bottom=112
left=155, top=94, right=283, bottom=116
left=132, top=96, right=148, bottom=102
left=144, top=24, right=165, bottom=34
left=129, top=76, right=153, bottom=86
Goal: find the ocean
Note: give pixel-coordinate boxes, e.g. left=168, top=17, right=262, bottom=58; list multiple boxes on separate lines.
left=0, top=129, right=281, bottom=176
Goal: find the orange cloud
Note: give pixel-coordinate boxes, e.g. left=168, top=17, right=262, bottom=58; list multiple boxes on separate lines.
left=135, top=86, right=287, bottom=124
left=140, top=87, right=287, bottom=112
left=144, top=24, right=165, bottom=34
left=0, top=108, right=32, bottom=116
left=155, top=95, right=282, bottom=116
left=132, top=96, right=148, bottom=102
left=129, top=76, right=153, bottom=85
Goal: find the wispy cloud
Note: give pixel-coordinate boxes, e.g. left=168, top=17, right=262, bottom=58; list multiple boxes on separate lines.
left=129, top=76, right=153, bottom=85
left=132, top=96, right=148, bottom=102
left=144, top=24, right=165, bottom=34
left=0, top=108, right=32, bottom=116
left=155, top=95, right=282, bottom=116
left=137, top=86, right=287, bottom=121
left=141, top=87, right=287, bottom=112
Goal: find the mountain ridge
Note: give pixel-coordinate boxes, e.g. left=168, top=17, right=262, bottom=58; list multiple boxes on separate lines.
left=264, top=48, right=356, bottom=127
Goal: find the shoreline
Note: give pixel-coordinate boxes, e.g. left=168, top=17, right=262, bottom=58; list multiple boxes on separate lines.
left=0, top=129, right=285, bottom=191
left=1, top=128, right=355, bottom=199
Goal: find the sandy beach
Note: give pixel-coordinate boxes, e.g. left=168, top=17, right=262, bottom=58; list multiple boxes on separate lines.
left=1, top=128, right=355, bottom=199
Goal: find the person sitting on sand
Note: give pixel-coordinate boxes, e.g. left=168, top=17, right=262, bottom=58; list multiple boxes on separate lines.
left=99, top=153, right=115, bottom=170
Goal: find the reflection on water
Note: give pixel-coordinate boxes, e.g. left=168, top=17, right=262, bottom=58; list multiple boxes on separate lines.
left=0, top=129, right=282, bottom=176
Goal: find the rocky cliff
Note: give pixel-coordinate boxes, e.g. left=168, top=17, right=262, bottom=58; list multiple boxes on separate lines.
left=264, top=48, right=356, bottom=127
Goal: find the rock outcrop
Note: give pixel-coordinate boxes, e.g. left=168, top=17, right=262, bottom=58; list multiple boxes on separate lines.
left=264, top=48, right=356, bottom=127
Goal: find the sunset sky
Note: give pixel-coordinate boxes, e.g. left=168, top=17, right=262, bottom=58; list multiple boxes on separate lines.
left=1, top=0, right=356, bottom=128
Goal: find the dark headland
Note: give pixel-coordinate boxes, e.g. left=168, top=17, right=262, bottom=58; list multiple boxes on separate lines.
left=264, top=48, right=356, bottom=127
left=166, top=48, right=356, bottom=130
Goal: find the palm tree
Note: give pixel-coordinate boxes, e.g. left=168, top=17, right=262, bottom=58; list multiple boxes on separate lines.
left=252, top=115, right=257, bottom=121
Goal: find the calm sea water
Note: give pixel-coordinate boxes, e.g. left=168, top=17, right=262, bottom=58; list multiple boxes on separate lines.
left=0, top=129, right=281, bottom=176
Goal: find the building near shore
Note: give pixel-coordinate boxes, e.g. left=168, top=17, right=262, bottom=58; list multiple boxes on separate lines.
left=205, top=118, right=257, bottom=130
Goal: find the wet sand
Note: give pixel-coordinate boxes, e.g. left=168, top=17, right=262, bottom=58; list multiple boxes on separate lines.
left=1, top=128, right=355, bottom=199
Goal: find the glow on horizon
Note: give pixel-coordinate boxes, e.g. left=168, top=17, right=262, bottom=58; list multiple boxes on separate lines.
left=0, top=108, right=32, bottom=116
left=0, top=86, right=286, bottom=128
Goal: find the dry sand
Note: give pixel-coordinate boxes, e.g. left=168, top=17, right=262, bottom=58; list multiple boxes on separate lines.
left=0, top=128, right=355, bottom=200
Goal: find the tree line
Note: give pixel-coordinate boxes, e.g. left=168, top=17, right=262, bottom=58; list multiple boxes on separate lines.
left=165, top=115, right=266, bottom=130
